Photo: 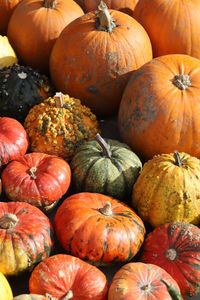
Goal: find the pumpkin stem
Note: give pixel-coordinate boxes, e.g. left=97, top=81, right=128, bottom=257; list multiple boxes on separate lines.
left=161, top=279, right=184, bottom=300
left=174, top=151, right=183, bottom=167
left=28, top=166, right=37, bottom=179
left=141, top=283, right=151, bottom=292
left=43, top=0, right=57, bottom=8
left=99, top=201, right=113, bottom=216
left=95, top=133, right=112, bottom=158
left=95, top=1, right=116, bottom=33
left=165, top=248, right=177, bottom=261
left=63, top=290, right=74, bottom=299
left=0, top=213, right=19, bottom=229
left=173, top=74, right=191, bottom=90
left=54, top=92, right=65, bottom=108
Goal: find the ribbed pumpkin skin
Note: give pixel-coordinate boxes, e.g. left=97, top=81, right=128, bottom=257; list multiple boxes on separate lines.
left=132, top=152, right=200, bottom=228
left=140, top=222, right=200, bottom=299
left=0, top=272, right=13, bottom=300
left=0, top=117, right=29, bottom=168
left=133, top=0, right=200, bottom=59
left=108, top=262, right=181, bottom=300
left=54, top=193, right=145, bottom=266
left=0, top=201, right=53, bottom=276
left=1, top=152, right=71, bottom=211
left=71, top=138, right=142, bottom=201
left=118, top=54, right=200, bottom=160
left=7, top=0, right=84, bottom=73
left=50, top=9, right=152, bottom=116
left=29, top=254, right=109, bottom=299
left=0, top=0, right=22, bottom=35
left=14, top=295, right=48, bottom=300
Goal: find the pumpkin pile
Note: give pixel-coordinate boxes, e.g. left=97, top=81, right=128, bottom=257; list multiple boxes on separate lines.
left=1, top=0, right=200, bottom=299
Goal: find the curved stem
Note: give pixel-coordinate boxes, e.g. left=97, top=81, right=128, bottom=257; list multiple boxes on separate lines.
left=43, top=0, right=57, bottom=8
left=174, top=151, right=183, bottom=167
left=95, top=133, right=112, bottom=157
left=95, top=1, right=116, bottom=33
left=99, top=201, right=113, bottom=216
left=173, top=74, right=191, bottom=90
left=161, top=279, right=183, bottom=300
left=0, top=213, right=19, bottom=229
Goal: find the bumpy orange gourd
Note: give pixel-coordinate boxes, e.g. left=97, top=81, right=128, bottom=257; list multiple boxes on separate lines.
left=24, top=93, right=100, bottom=160
left=132, top=151, right=200, bottom=228
left=0, top=272, right=13, bottom=300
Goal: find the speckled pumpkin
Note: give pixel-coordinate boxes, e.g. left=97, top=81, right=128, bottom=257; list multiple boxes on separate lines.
left=24, top=92, right=100, bottom=160
left=132, top=151, right=200, bottom=228
left=0, top=64, right=54, bottom=123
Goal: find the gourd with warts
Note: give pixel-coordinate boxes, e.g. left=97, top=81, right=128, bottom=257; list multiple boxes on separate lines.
left=24, top=92, right=100, bottom=160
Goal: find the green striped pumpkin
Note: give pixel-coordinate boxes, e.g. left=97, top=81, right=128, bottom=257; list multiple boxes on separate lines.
left=70, top=134, right=142, bottom=201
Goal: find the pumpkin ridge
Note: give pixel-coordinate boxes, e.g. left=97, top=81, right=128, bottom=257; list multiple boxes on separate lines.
left=121, top=222, right=139, bottom=261
left=174, top=260, right=200, bottom=289
left=79, top=157, right=100, bottom=191
left=98, top=223, right=110, bottom=264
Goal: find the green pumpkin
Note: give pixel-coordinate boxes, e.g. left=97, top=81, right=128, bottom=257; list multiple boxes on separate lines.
left=70, top=134, right=142, bottom=201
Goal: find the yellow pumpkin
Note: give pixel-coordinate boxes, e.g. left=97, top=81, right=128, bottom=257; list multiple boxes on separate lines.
left=0, top=272, right=13, bottom=300
left=24, top=92, right=100, bottom=160
left=0, top=36, right=17, bottom=69
left=132, top=151, right=200, bottom=228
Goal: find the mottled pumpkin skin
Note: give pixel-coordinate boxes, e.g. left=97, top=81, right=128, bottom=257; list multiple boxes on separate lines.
left=0, top=272, right=13, bottom=300
left=0, top=201, right=53, bottom=276
left=50, top=9, right=152, bottom=116
left=14, top=295, right=48, bottom=300
left=0, top=64, right=54, bottom=123
left=133, top=0, right=200, bottom=59
left=0, top=117, right=29, bottom=168
left=24, top=94, right=100, bottom=160
left=118, top=54, right=200, bottom=160
left=108, top=262, right=181, bottom=300
left=132, top=152, right=200, bottom=228
left=29, top=254, right=109, bottom=299
left=71, top=138, right=142, bottom=201
left=54, top=193, right=145, bottom=266
left=1, top=152, right=71, bottom=211
left=140, top=222, right=200, bottom=299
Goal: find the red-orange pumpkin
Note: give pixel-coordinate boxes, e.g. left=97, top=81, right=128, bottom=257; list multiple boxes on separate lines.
left=54, top=192, right=145, bottom=266
left=50, top=1, right=152, bottom=116
left=1, top=152, right=71, bottom=212
left=118, top=54, right=200, bottom=160
left=29, top=254, right=109, bottom=299
left=7, top=0, right=84, bottom=73
left=108, top=262, right=182, bottom=299
left=0, top=0, right=22, bottom=35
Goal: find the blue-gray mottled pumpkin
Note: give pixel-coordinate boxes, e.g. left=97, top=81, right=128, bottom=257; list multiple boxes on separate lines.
left=70, top=134, right=142, bottom=201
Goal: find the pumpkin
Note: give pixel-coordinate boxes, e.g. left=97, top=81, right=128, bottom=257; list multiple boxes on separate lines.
left=70, top=133, right=142, bottom=201
left=133, top=0, right=200, bottom=59
left=0, top=35, right=18, bottom=69
left=140, top=222, right=200, bottom=299
left=54, top=192, right=145, bottom=266
left=75, top=0, right=139, bottom=16
left=132, top=151, right=200, bottom=228
left=0, top=64, right=54, bottom=123
left=118, top=54, right=200, bottom=160
left=29, top=254, right=109, bottom=299
left=0, top=272, right=13, bottom=300
left=108, top=262, right=182, bottom=300
left=24, top=92, right=100, bottom=160
left=7, top=0, right=84, bottom=73
left=0, top=0, right=22, bottom=35
left=0, top=201, right=53, bottom=276
left=49, top=1, right=152, bottom=116
left=14, top=295, right=48, bottom=300
left=0, top=117, right=29, bottom=168
left=1, top=152, right=71, bottom=212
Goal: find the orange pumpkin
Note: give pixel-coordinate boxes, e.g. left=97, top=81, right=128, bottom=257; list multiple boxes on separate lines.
left=7, top=0, right=84, bottom=73
left=118, top=54, right=200, bottom=160
left=0, top=0, right=22, bottom=35
left=50, top=1, right=152, bottom=116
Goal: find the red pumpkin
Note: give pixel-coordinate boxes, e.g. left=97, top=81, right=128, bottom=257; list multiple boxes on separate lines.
left=1, top=152, right=71, bottom=212
left=108, top=262, right=181, bottom=300
left=0, top=0, right=22, bottom=35
left=140, top=222, right=200, bottom=299
left=29, top=254, right=109, bottom=299
left=54, top=192, right=145, bottom=266
left=0, top=201, right=53, bottom=276
left=0, top=117, right=29, bottom=168
left=7, top=0, right=84, bottom=73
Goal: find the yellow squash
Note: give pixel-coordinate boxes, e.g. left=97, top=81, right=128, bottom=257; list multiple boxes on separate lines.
left=0, top=35, right=17, bottom=69
left=0, top=272, right=13, bottom=300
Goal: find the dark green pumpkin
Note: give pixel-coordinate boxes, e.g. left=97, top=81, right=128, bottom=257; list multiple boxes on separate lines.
left=0, top=64, right=55, bottom=123
left=70, top=134, right=142, bottom=201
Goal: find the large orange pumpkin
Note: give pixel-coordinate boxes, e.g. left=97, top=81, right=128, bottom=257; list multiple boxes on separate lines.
left=50, top=1, right=152, bottom=116
left=133, top=0, right=200, bottom=59
left=7, top=0, right=84, bottom=73
left=118, top=54, right=200, bottom=160
left=0, top=0, right=22, bottom=35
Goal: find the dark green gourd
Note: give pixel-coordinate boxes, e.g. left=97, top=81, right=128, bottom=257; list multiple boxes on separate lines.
left=0, top=64, right=55, bottom=123
left=70, top=133, right=142, bottom=202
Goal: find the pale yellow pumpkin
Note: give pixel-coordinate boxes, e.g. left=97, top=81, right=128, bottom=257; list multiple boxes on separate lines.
left=0, top=272, right=13, bottom=300
left=14, top=295, right=49, bottom=300
left=132, top=151, right=200, bottom=228
left=0, top=36, right=18, bottom=69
